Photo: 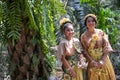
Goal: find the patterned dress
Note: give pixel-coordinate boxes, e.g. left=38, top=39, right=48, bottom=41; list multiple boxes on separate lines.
left=81, top=29, right=116, bottom=80
left=57, top=37, right=84, bottom=80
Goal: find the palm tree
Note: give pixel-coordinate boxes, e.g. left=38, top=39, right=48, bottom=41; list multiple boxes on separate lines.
left=1, top=0, right=66, bottom=80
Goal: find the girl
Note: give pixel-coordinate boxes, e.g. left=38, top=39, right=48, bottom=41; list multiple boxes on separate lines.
left=81, top=14, right=116, bottom=80
left=57, top=18, right=86, bottom=80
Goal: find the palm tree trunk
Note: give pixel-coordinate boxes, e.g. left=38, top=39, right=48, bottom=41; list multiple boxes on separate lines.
left=8, top=26, right=49, bottom=80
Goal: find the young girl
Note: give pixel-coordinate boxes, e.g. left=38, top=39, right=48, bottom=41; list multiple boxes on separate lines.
left=81, top=14, right=116, bottom=80
left=57, top=18, right=87, bottom=80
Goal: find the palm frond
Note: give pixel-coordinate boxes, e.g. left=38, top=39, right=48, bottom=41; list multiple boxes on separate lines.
left=2, top=1, right=22, bottom=45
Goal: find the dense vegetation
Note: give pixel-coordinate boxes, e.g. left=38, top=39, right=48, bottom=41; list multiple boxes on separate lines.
left=0, top=0, right=120, bottom=80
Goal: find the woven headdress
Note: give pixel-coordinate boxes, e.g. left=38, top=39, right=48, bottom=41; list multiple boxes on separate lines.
left=84, top=14, right=97, bottom=22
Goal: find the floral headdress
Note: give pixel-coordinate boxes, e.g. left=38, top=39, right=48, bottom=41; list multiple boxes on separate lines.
left=59, top=18, right=72, bottom=27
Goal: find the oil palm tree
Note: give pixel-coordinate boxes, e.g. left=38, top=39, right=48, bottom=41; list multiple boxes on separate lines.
left=1, top=0, right=66, bottom=80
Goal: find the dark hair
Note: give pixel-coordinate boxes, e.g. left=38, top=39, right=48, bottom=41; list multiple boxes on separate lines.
left=84, top=16, right=97, bottom=26
left=60, top=22, right=73, bottom=33
left=84, top=14, right=97, bottom=26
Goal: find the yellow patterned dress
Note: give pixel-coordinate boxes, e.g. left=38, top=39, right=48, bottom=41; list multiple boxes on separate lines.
left=57, top=38, right=84, bottom=80
left=81, top=29, right=116, bottom=80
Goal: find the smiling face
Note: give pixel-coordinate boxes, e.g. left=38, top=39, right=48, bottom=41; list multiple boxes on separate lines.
left=63, top=24, right=74, bottom=40
left=86, top=16, right=97, bottom=30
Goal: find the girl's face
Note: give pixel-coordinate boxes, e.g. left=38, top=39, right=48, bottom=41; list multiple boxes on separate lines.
left=64, top=24, right=74, bottom=40
left=86, top=17, right=96, bottom=30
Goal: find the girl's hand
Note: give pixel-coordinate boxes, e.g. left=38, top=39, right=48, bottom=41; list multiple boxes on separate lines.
left=90, top=60, right=98, bottom=67
left=97, top=60, right=104, bottom=68
left=68, top=68, right=76, bottom=78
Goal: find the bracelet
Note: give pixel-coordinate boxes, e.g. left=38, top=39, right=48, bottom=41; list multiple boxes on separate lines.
left=99, top=60, right=104, bottom=65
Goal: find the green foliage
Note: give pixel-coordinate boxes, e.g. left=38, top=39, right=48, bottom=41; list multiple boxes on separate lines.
left=45, top=53, right=56, bottom=72
left=97, top=8, right=120, bottom=46
left=1, top=1, right=22, bottom=45
left=27, top=0, right=66, bottom=78
left=80, top=0, right=97, bottom=3
left=27, top=0, right=66, bottom=47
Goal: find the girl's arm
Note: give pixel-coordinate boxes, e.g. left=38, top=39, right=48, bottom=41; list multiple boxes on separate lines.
left=61, top=54, right=76, bottom=78
left=61, top=54, right=71, bottom=70
left=99, top=32, right=113, bottom=63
